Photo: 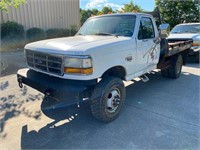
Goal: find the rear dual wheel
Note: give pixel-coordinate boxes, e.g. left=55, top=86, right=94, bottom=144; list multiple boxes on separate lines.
left=161, top=55, right=183, bottom=79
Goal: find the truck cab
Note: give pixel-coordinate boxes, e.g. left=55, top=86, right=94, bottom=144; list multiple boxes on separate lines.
left=24, top=13, right=160, bottom=81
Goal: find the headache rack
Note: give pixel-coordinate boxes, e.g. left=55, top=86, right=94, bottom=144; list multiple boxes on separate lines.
left=25, top=50, right=64, bottom=76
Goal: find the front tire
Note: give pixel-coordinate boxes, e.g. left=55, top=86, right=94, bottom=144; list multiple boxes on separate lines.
left=90, top=76, right=126, bottom=123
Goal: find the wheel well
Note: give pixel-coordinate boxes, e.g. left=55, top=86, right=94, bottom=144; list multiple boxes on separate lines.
left=101, top=66, right=126, bottom=80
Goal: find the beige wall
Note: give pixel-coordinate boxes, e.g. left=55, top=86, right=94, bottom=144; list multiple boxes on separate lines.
left=0, top=0, right=80, bottom=30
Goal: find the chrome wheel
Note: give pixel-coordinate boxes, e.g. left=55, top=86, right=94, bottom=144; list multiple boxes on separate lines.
left=106, top=88, right=121, bottom=113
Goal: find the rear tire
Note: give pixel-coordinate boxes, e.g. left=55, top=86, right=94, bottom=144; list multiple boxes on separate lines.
left=188, top=53, right=199, bottom=63
left=161, top=55, right=183, bottom=79
left=90, top=76, right=126, bottom=123
left=168, top=55, right=183, bottom=79
left=161, top=69, right=169, bottom=77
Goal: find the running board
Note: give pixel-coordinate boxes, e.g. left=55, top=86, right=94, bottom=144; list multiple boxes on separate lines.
left=139, top=74, right=149, bottom=82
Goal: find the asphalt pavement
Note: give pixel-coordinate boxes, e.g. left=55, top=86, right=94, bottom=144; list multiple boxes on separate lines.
left=0, top=50, right=200, bottom=149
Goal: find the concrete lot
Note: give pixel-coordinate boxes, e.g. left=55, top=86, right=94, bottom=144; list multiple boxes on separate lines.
left=0, top=50, right=200, bottom=149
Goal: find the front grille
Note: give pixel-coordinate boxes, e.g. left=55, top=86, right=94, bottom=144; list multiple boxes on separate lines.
left=26, top=50, right=63, bottom=76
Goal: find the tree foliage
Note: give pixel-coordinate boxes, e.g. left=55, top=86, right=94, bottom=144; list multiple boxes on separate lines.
left=80, top=7, right=114, bottom=25
left=80, top=0, right=143, bottom=24
left=80, top=0, right=144, bottom=25
left=0, top=0, right=26, bottom=12
left=155, top=0, right=199, bottom=28
left=121, top=0, right=142, bottom=12
left=80, top=9, right=94, bottom=25
left=101, top=6, right=113, bottom=14
left=91, top=8, right=99, bottom=15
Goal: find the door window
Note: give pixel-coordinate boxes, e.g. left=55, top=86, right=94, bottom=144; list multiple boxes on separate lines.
left=138, top=17, right=155, bottom=40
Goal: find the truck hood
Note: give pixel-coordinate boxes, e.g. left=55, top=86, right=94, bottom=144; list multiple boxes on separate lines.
left=167, top=33, right=200, bottom=41
left=25, top=35, right=131, bottom=55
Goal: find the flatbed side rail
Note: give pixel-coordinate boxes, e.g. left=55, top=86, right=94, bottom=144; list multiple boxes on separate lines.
left=166, top=40, right=193, bottom=57
left=157, top=40, right=192, bottom=69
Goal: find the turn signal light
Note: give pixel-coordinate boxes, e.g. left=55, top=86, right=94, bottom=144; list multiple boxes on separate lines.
left=192, top=43, right=200, bottom=46
left=64, top=67, right=93, bottom=75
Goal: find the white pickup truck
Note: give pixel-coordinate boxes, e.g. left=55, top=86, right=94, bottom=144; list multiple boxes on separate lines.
left=17, top=13, right=192, bottom=122
left=168, top=23, right=200, bottom=63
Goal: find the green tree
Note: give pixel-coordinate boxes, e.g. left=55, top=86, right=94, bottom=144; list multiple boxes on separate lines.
left=80, top=9, right=100, bottom=25
left=0, top=0, right=26, bottom=12
left=121, top=0, right=142, bottom=12
left=101, top=6, right=113, bottom=14
left=91, top=8, right=99, bottom=15
left=155, top=0, right=199, bottom=28
left=80, top=9, right=92, bottom=25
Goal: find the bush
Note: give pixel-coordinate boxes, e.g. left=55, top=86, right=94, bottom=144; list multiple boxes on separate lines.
left=46, top=28, right=70, bottom=39
left=1, top=21, right=25, bottom=39
left=1, top=21, right=25, bottom=50
left=26, top=27, right=46, bottom=42
left=1, top=38, right=26, bottom=51
left=69, top=25, right=77, bottom=36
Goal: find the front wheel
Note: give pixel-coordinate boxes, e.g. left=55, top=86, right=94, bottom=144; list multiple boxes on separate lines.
left=90, top=76, right=126, bottom=123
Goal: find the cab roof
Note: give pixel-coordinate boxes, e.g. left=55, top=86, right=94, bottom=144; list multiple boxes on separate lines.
left=176, top=23, right=200, bottom=26
left=90, top=13, right=153, bottom=19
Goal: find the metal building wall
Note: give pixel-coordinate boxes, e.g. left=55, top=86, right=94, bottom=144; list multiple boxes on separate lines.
left=0, top=0, right=80, bottom=30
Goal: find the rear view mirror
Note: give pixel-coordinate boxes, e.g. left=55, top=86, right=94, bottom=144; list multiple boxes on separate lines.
left=159, top=23, right=170, bottom=38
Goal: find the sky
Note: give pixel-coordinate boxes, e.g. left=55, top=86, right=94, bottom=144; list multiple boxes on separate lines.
left=80, top=0, right=155, bottom=11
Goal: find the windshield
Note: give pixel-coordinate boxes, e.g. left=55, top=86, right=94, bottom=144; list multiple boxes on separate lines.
left=171, top=24, right=200, bottom=34
left=77, top=15, right=136, bottom=37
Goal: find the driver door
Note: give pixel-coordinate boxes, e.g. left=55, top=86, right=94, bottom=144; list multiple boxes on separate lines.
left=136, top=17, right=157, bottom=73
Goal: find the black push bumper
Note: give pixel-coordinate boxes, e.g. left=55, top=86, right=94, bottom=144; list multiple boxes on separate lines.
left=17, top=68, right=96, bottom=106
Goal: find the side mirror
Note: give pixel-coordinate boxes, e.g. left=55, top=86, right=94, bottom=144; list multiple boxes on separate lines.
left=159, top=23, right=170, bottom=38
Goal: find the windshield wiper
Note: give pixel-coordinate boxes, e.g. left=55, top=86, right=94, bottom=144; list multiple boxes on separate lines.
left=172, top=32, right=190, bottom=34
left=172, top=32, right=180, bottom=34
left=95, top=32, right=118, bottom=38
left=187, top=31, right=199, bottom=33
left=77, top=33, right=85, bottom=36
left=172, top=30, right=198, bottom=34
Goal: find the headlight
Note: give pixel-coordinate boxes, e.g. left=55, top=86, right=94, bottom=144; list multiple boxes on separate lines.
left=64, top=56, right=93, bottom=75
